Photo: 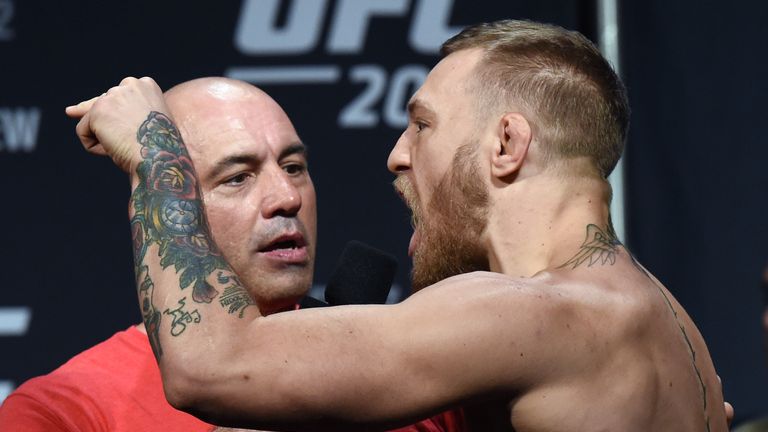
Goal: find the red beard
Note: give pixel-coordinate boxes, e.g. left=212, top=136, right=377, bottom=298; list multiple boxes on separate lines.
left=396, top=144, right=490, bottom=292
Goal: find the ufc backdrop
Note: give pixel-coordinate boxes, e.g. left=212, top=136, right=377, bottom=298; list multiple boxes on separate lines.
left=0, top=0, right=766, bottom=423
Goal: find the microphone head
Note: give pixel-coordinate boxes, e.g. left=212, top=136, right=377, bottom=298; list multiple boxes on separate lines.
left=324, top=241, right=398, bottom=305
left=298, top=295, right=328, bottom=309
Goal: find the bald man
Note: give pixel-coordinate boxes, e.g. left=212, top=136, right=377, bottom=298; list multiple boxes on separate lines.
left=0, top=78, right=461, bottom=432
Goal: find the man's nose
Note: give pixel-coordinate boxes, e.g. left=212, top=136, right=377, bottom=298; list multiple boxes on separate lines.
left=387, top=131, right=411, bottom=174
left=261, top=168, right=302, bottom=218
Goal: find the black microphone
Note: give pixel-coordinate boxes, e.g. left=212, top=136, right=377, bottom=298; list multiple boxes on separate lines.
left=298, top=295, right=329, bottom=309
left=299, top=241, right=398, bottom=308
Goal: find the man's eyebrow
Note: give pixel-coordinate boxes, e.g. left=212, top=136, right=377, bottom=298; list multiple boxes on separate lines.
left=207, top=154, right=260, bottom=180
left=407, top=98, right=436, bottom=118
left=279, top=142, right=308, bottom=161
left=206, top=142, right=308, bottom=181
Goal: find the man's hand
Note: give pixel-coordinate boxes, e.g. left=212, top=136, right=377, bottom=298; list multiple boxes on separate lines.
left=719, top=374, right=734, bottom=428
left=65, top=76, right=170, bottom=174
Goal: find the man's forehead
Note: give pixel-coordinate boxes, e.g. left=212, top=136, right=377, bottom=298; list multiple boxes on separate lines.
left=180, top=105, right=300, bottom=164
left=167, top=80, right=296, bottom=146
left=412, top=49, right=483, bottom=109
left=188, top=104, right=295, bottom=139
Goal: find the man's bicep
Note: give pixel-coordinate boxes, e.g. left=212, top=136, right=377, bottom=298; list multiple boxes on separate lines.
left=278, top=278, right=536, bottom=421
left=375, top=273, right=574, bottom=410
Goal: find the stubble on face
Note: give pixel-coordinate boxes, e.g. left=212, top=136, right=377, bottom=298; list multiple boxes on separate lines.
left=396, top=143, right=490, bottom=291
left=208, top=202, right=315, bottom=314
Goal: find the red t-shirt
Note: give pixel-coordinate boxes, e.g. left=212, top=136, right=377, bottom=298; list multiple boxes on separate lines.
left=0, top=326, right=464, bottom=431
left=0, top=326, right=215, bottom=431
left=391, top=410, right=465, bottom=432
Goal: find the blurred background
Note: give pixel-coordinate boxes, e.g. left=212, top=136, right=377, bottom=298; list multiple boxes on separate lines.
left=0, top=0, right=766, bottom=425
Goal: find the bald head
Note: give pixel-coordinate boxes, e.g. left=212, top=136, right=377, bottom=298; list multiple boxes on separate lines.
left=164, top=78, right=291, bottom=152
left=166, top=77, right=267, bottom=106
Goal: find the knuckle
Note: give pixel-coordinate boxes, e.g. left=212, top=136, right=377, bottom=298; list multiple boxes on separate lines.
left=90, top=98, right=102, bottom=111
left=119, top=76, right=138, bottom=86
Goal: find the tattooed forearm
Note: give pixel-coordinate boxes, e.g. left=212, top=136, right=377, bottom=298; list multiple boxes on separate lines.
left=217, top=272, right=255, bottom=318
left=134, top=112, right=222, bottom=303
left=129, top=112, right=254, bottom=356
left=163, top=297, right=202, bottom=336
left=132, top=212, right=163, bottom=357
left=137, top=264, right=163, bottom=358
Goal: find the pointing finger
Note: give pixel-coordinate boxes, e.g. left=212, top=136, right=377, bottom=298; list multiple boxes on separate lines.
left=65, top=94, right=102, bottom=119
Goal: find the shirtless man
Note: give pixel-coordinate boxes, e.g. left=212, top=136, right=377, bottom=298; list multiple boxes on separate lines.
left=68, top=20, right=729, bottom=431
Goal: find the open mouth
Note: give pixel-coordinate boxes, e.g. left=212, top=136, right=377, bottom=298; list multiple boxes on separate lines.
left=260, top=234, right=306, bottom=252
left=258, top=232, right=309, bottom=264
left=262, top=239, right=303, bottom=252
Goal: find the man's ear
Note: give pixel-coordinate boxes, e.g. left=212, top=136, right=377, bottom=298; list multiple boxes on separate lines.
left=492, top=112, right=532, bottom=179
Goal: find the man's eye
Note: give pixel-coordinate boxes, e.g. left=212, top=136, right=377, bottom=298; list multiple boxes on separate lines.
left=414, top=121, right=427, bottom=133
left=283, top=163, right=306, bottom=176
left=224, top=173, right=249, bottom=185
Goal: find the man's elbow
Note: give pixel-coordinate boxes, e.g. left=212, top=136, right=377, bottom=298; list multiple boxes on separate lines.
left=163, top=372, right=235, bottom=427
left=160, top=365, right=302, bottom=428
left=157, top=353, right=215, bottom=414
left=161, top=366, right=203, bottom=412
left=158, top=354, right=259, bottom=425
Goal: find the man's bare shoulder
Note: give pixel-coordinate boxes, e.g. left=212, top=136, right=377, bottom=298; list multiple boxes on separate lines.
left=405, top=270, right=637, bottom=355
left=411, top=270, right=560, bottom=299
left=409, top=270, right=634, bottom=320
left=405, top=266, right=666, bottom=377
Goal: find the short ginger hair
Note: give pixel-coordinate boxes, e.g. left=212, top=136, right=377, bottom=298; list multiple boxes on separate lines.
left=442, top=20, right=630, bottom=178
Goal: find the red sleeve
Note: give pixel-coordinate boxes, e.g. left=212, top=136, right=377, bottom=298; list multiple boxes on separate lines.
left=387, top=419, right=443, bottom=432
left=431, top=408, right=466, bottom=432
left=387, top=409, right=466, bottom=432
left=0, top=375, right=106, bottom=432
left=0, top=391, right=76, bottom=431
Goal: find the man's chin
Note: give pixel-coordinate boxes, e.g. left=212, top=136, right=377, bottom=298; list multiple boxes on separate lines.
left=253, top=288, right=306, bottom=315
left=410, top=251, right=446, bottom=292
left=242, top=272, right=313, bottom=314
left=409, top=236, right=489, bottom=292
